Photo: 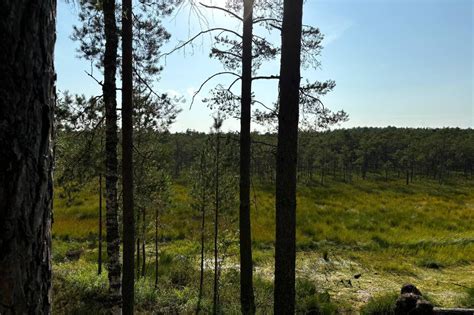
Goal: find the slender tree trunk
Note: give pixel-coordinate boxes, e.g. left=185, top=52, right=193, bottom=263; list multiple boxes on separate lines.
left=99, top=173, right=103, bottom=275
left=103, top=0, right=122, bottom=310
left=197, top=152, right=206, bottom=314
left=274, top=0, right=303, bottom=313
left=141, top=207, right=146, bottom=278
left=240, top=0, right=256, bottom=313
left=0, top=1, right=55, bottom=313
left=197, top=203, right=206, bottom=313
left=154, top=206, right=159, bottom=289
left=136, top=210, right=141, bottom=278
left=213, top=128, right=221, bottom=315
left=321, top=164, right=325, bottom=185
left=122, top=0, right=135, bottom=313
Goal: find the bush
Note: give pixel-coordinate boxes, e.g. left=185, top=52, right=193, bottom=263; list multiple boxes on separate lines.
left=360, top=292, right=398, bottom=315
left=459, top=287, right=474, bottom=308
left=53, top=261, right=109, bottom=314
left=417, top=258, right=444, bottom=269
left=296, top=278, right=338, bottom=314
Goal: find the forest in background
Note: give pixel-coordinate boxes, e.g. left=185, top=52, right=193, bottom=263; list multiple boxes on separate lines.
left=56, top=123, right=474, bottom=190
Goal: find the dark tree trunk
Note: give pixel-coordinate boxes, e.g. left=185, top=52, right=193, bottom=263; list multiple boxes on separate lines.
left=141, top=207, right=146, bottom=278
left=136, top=235, right=141, bottom=277
left=136, top=207, right=140, bottom=278
left=239, top=0, right=256, bottom=313
left=274, top=0, right=303, bottom=313
left=103, top=0, right=122, bottom=310
left=122, top=0, right=135, bottom=313
left=320, top=164, right=325, bottom=185
left=0, top=1, right=56, bottom=313
left=99, top=173, right=103, bottom=275
left=213, top=127, right=221, bottom=315
left=362, top=157, right=368, bottom=179
left=197, top=203, right=206, bottom=313
left=197, top=152, right=206, bottom=314
left=154, top=206, right=159, bottom=289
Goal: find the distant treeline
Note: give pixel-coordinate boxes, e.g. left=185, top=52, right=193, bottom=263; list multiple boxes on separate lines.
left=56, top=127, right=473, bottom=191
left=169, top=127, right=474, bottom=184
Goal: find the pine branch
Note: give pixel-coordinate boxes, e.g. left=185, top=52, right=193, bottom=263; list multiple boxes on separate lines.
left=190, top=71, right=241, bottom=109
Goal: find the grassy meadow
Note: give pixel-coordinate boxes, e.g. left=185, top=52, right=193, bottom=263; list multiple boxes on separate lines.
left=52, top=177, right=474, bottom=313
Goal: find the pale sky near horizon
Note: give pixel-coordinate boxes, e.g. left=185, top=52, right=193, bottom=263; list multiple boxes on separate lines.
left=55, top=0, right=473, bottom=132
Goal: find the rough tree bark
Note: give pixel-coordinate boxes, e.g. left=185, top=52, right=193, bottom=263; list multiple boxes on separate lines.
left=122, top=0, right=135, bottom=313
left=0, top=0, right=56, bottom=313
left=239, top=0, right=256, bottom=313
left=274, top=0, right=303, bottom=314
left=103, top=0, right=122, bottom=311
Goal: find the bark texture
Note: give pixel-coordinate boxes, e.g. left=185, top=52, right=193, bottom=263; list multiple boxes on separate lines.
left=121, top=0, right=135, bottom=313
left=274, top=0, right=303, bottom=313
left=0, top=0, right=56, bottom=313
left=239, top=0, right=256, bottom=313
left=103, top=0, right=122, bottom=310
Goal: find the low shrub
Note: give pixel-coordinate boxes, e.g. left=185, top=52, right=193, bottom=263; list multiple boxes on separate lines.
left=296, top=278, right=338, bottom=314
left=459, top=287, right=474, bottom=308
left=360, top=292, right=398, bottom=315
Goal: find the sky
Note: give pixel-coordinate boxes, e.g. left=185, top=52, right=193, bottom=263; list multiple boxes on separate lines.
left=55, top=0, right=473, bottom=132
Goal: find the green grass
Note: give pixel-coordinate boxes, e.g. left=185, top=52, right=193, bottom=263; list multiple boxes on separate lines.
left=52, top=177, right=474, bottom=312
left=459, top=287, right=474, bottom=308
left=360, top=292, right=398, bottom=315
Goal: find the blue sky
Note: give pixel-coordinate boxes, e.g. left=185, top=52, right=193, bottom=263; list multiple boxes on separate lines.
left=55, top=0, right=473, bottom=132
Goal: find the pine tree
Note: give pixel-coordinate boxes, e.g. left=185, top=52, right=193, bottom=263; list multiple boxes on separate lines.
left=0, top=0, right=56, bottom=312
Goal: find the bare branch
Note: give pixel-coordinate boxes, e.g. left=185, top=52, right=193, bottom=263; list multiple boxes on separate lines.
left=133, top=68, right=161, bottom=99
left=160, top=28, right=243, bottom=59
left=199, top=2, right=243, bottom=22
left=85, top=70, right=103, bottom=86
left=190, top=71, right=241, bottom=109
left=253, top=99, right=277, bottom=114
left=227, top=77, right=241, bottom=92
left=253, top=17, right=281, bottom=24
left=252, top=75, right=280, bottom=81
left=211, top=48, right=242, bottom=60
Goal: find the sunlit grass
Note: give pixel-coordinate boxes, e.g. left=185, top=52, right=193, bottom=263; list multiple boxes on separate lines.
left=52, top=176, right=474, bottom=310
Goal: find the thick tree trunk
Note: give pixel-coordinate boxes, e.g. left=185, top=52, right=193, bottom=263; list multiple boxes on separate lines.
left=122, top=0, right=135, bottom=313
left=274, top=0, right=303, bottom=313
left=239, top=0, right=256, bottom=314
left=103, top=0, right=122, bottom=310
left=0, top=0, right=56, bottom=313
